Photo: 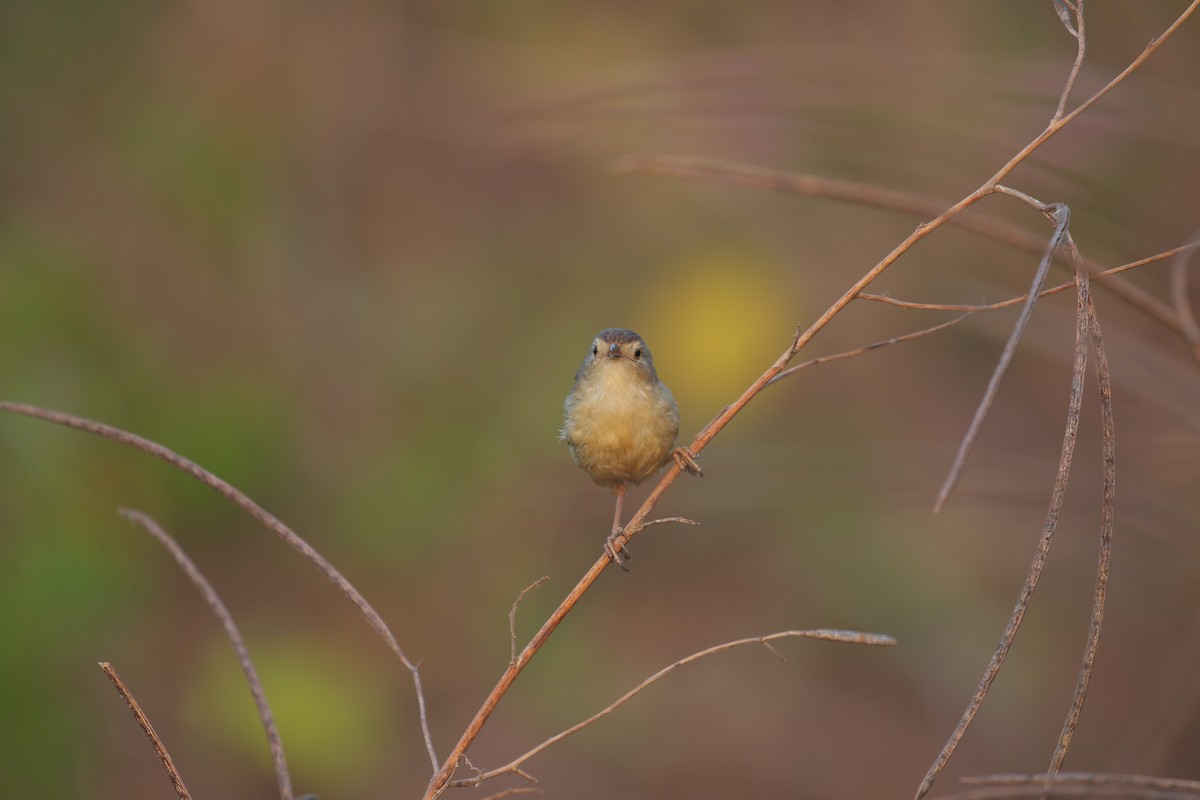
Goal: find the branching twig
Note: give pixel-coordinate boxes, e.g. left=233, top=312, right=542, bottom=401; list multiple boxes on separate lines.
left=934, top=201, right=1070, bottom=513
left=0, top=402, right=438, bottom=772
left=509, top=577, right=550, bottom=666
left=857, top=240, right=1200, bottom=315
left=99, top=661, right=193, bottom=800
left=121, top=508, right=295, bottom=800
left=427, top=7, right=1199, bottom=796
left=781, top=241, right=1200, bottom=388
left=915, top=259, right=1092, bottom=800
left=768, top=315, right=972, bottom=387
left=449, top=629, right=895, bottom=788
left=1052, top=0, right=1086, bottom=121
left=612, top=155, right=1184, bottom=339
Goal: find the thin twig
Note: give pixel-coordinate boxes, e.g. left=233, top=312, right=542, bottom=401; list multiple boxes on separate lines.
left=915, top=259, right=1092, bottom=800
left=449, top=629, right=895, bottom=788
left=1052, top=1, right=1080, bottom=39
left=509, top=577, right=550, bottom=666
left=1052, top=0, right=1086, bottom=121
left=99, top=661, right=193, bottom=800
left=613, top=153, right=1185, bottom=338
left=857, top=240, right=1200, bottom=314
left=638, top=516, right=700, bottom=529
left=479, top=788, right=544, bottom=800
left=1048, top=248, right=1116, bottom=772
left=428, top=8, right=1200, bottom=797
left=768, top=315, right=971, bottom=387
left=934, top=202, right=1070, bottom=513
left=121, top=508, right=294, bottom=800
left=0, top=402, right=439, bottom=772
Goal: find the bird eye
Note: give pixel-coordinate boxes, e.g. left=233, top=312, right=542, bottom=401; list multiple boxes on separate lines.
left=592, top=345, right=598, bottom=355
left=633, top=348, right=642, bottom=359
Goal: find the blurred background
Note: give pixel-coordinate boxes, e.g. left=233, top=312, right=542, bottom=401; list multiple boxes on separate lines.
left=2, top=2, right=1199, bottom=798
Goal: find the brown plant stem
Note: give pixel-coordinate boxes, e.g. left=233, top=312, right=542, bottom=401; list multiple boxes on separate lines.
left=914, top=259, right=1091, bottom=799
left=99, top=661, right=193, bottom=800
left=933, top=202, right=1070, bottom=513
left=857, top=241, right=1200, bottom=314
left=1051, top=0, right=1086, bottom=122
left=121, top=508, right=295, bottom=800
left=449, top=629, right=895, bottom=788
left=767, top=314, right=972, bottom=386
left=0, top=402, right=438, bottom=771
left=429, top=6, right=1199, bottom=796
left=612, top=154, right=1182, bottom=338
left=509, top=577, right=550, bottom=666
left=1048, top=250, right=1116, bottom=773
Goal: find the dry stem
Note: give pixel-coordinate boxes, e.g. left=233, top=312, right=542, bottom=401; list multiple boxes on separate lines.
left=449, top=629, right=895, bottom=788
left=479, top=789, right=544, bottom=800
left=768, top=315, right=971, bottom=386
left=612, top=155, right=1183, bottom=338
left=121, top=508, right=295, bottom=800
left=1048, top=247, right=1115, bottom=772
left=0, top=402, right=438, bottom=771
left=427, top=5, right=1199, bottom=796
left=914, top=257, right=1092, bottom=799
left=858, top=241, right=1200, bottom=315
left=509, top=577, right=550, bottom=666
left=99, top=661, right=193, bottom=800
left=933, top=201, right=1070, bottom=513
left=1051, top=0, right=1086, bottom=122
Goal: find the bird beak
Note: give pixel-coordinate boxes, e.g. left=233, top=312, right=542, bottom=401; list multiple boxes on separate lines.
left=606, top=343, right=623, bottom=359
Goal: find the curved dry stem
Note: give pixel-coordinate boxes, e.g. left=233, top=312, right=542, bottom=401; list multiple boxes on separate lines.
left=99, top=662, right=193, bottom=800
left=509, top=577, right=550, bottom=666
left=1052, top=0, right=1086, bottom=121
left=1048, top=255, right=1116, bottom=772
left=769, top=314, right=971, bottom=387
left=0, top=402, right=438, bottom=772
left=121, top=508, right=294, bottom=800
left=429, top=8, right=1200, bottom=798
left=858, top=240, right=1200, bottom=315
left=449, top=629, right=895, bottom=788
left=986, top=1, right=1198, bottom=186
left=934, top=203, right=1070, bottom=513
left=613, top=154, right=1183, bottom=338
left=915, top=263, right=1092, bottom=800
left=638, top=515, right=700, bottom=529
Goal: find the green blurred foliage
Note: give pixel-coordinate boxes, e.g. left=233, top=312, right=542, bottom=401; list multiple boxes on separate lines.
left=2, top=2, right=1199, bottom=799
left=184, top=631, right=398, bottom=795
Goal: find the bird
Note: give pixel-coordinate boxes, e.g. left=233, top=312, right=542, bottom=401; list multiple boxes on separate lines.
left=561, top=328, right=701, bottom=566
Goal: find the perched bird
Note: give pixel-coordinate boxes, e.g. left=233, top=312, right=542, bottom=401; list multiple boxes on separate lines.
left=561, top=328, right=701, bottom=566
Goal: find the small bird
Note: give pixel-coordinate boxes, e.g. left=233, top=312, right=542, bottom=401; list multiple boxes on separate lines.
left=561, top=328, right=701, bottom=566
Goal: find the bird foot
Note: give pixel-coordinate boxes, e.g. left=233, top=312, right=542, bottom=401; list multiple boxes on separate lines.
left=605, top=529, right=632, bottom=571
left=672, top=446, right=703, bottom=476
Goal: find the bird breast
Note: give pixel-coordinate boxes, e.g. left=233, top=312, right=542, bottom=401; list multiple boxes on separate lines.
left=564, top=362, right=680, bottom=487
